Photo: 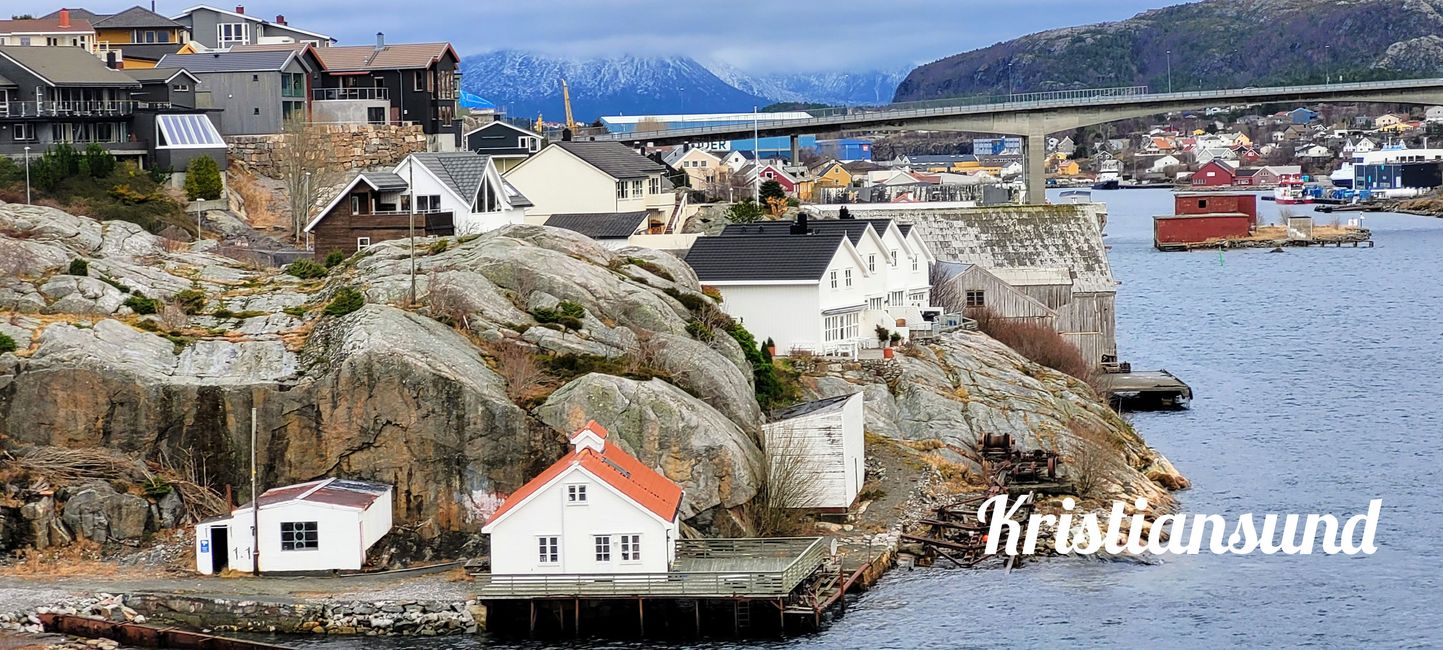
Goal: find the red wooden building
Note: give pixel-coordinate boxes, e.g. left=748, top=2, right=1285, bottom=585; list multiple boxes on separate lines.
left=1175, top=192, right=1259, bottom=222
left=1153, top=214, right=1254, bottom=250
left=1191, top=160, right=1237, bottom=186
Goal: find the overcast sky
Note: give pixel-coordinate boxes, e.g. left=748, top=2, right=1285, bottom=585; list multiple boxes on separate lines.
left=58, top=1, right=1191, bottom=72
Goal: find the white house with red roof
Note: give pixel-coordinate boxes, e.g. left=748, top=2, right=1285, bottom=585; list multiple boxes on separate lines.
left=194, top=478, right=392, bottom=575
left=482, top=421, right=683, bottom=575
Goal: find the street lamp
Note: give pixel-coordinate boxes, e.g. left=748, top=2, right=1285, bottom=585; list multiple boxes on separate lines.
left=1008, top=61, right=1015, bottom=96
left=1325, top=45, right=1332, bottom=84
left=1166, top=50, right=1173, bottom=93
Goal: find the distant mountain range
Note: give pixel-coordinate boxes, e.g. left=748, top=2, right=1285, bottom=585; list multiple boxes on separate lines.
left=459, top=50, right=906, bottom=121
left=894, top=0, right=1443, bottom=102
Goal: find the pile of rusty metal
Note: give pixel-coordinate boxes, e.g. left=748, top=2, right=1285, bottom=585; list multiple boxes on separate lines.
left=899, top=433, right=1064, bottom=570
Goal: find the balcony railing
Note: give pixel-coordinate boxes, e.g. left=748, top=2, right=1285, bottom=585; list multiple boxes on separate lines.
left=313, top=87, right=390, bottom=101
left=0, top=101, right=151, bottom=118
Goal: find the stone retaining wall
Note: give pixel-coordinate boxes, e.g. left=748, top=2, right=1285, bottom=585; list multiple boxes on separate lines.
left=226, top=124, right=427, bottom=177
left=128, top=594, right=479, bottom=637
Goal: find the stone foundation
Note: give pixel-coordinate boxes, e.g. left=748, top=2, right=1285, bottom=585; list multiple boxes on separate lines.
left=226, top=124, right=427, bottom=177
left=128, top=593, right=479, bottom=636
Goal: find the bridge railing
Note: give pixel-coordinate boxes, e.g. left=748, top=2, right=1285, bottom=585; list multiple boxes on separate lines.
left=802, top=86, right=1151, bottom=119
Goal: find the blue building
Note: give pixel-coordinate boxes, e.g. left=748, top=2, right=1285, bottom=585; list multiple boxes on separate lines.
left=1289, top=108, right=1319, bottom=125
left=599, top=112, right=817, bottom=158
left=972, top=137, right=1023, bottom=156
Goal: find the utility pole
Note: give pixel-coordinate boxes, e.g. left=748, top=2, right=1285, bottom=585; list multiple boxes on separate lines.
left=408, top=160, right=417, bottom=305
left=1325, top=45, right=1332, bottom=85
left=250, top=406, right=259, bottom=576
left=1166, top=50, right=1173, bottom=93
left=23, top=146, right=31, bottom=205
left=752, top=106, right=760, bottom=205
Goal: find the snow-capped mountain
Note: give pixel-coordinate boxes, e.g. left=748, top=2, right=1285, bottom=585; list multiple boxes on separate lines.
left=703, top=59, right=909, bottom=106
left=460, top=50, right=909, bottom=120
left=460, top=50, right=770, bottom=121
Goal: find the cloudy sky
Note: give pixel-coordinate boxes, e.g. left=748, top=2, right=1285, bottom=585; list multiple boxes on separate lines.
left=61, top=1, right=1191, bottom=72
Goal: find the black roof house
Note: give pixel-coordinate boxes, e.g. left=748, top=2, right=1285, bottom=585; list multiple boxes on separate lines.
left=554, top=141, right=666, bottom=179
left=685, top=232, right=850, bottom=283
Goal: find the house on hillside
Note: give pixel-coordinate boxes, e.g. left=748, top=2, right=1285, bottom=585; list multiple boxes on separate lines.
left=157, top=48, right=321, bottom=135
left=169, top=5, right=333, bottom=49
left=0, top=45, right=141, bottom=157
left=1374, top=114, right=1406, bottom=130
left=464, top=120, right=542, bottom=171
left=931, top=263, right=1056, bottom=327
left=544, top=211, right=650, bottom=249
left=1191, top=160, right=1236, bottom=187
left=813, top=160, right=854, bottom=189
left=308, top=36, right=462, bottom=150
left=0, top=11, right=96, bottom=50
left=665, top=147, right=727, bottom=195
left=763, top=393, right=865, bottom=512
left=1289, top=107, right=1318, bottom=125
left=1149, top=155, right=1182, bottom=173
left=83, top=6, right=188, bottom=68
left=832, top=204, right=1119, bottom=364
left=125, top=67, right=201, bottom=108
left=482, top=421, right=683, bottom=576
left=195, top=478, right=392, bottom=575
left=505, top=141, right=677, bottom=229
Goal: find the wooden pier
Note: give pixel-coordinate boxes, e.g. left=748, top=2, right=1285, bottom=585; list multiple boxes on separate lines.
left=1098, top=369, right=1192, bottom=409
left=472, top=537, right=849, bottom=638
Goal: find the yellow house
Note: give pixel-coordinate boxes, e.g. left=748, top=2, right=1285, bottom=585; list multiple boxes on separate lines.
left=1050, top=159, right=1081, bottom=176
left=88, top=6, right=190, bottom=69
left=1374, top=114, right=1406, bottom=130
left=812, top=160, right=853, bottom=188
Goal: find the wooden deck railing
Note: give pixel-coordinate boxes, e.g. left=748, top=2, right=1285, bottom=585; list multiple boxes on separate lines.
left=475, top=537, right=828, bottom=599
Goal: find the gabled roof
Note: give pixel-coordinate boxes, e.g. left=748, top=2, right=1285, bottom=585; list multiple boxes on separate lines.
left=312, top=42, right=457, bottom=72
left=553, top=141, right=666, bottom=179
left=305, top=171, right=411, bottom=232
left=170, top=5, right=333, bottom=42
left=546, top=211, right=650, bottom=239
left=0, top=46, right=140, bottom=87
left=0, top=17, right=95, bottom=34
left=124, top=67, right=200, bottom=84
left=769, top=393, right=853, bottom=421
left=464, top=119, right=539, bottom=140
left=40, top=8, right=107, bottom=22
left=238, top=477, right=390, bottom=512
left=93, top=5, right=184, bottom=29
left=408, top=152, right=491, bottom=204
left=157, top=50, right=305, bottom=73
left=686, top=232, right=849, bottom=283
left=484, top=422, right=683, bottom=528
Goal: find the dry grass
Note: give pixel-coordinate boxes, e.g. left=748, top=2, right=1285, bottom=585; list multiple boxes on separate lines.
left=3, top=446, right=229, bottom=524
left=485, top=340, right=547, bottom=405
left=1065, top=420, right=1126, bottom=499
left=968, top=307, right=1096, bottom=386
left=229, top=170, right=283, bottom=231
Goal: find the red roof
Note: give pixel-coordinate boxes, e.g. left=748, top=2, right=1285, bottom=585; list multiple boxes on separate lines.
left=239, top=478, right=390, bottom=511
left=486, top=423, right=683, bottom=526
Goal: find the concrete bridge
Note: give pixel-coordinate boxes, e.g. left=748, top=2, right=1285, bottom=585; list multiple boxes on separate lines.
left=580, top=79, right=1443, bottom=203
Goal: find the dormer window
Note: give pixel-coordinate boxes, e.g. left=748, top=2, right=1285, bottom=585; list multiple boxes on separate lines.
left=567, top=484, right=587, bottom=504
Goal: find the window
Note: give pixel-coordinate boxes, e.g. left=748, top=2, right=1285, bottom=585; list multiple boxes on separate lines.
left=829, top=270, right=837, bottom=289
left=18, top=37, right=30, bottom=46
left=173, top=83, right=190, bottom=92
left=824, top=312, right=860, bottom=342
left=414, top=71, right=425, bottom=92
left=867, top=254, right=875, bottom=272
left=649, top=176, right=661, bottom=194
left=252, top=74, right=260, bottom=82
left=567, top=484, right=587, bottom=504
left=252, top=107, right=261, bottom=115
left=616, top=180, right=628, bottom=199
left=630, top=179, right=643, bottom=197
left=1198, top=199, right=1208, bottom=209
left=538, top=536, right=559, bottom=564
left=356, top=237, right=371, bottom=250
left=620, top=534, right=641, bottom=562
left=46, top=37, right=60, bottom=46
left=912, top=256, right=918, bottom=271
left=280, top=521, right=318, bottom=551
left=965, top=290, right=986, bottom=308
left=417, top=195, right=441, bottom=211
left=12, top=124, right=34, bottom=141
left=908, top=290, right=928, bottom=306
left=891, top=250, right=898, bottom=266
left=367, top=106, right=386, bottom=124
left=217, top=22, right=250, bottom=47
left=350, top=195, right=362, bottom=214
left=594, top=535, right=611, bottom=562
left=844, top=269, right=852, bottom=287
left=868, top=297, right=883, bottom=310
left=475, top=178, right=500, bottom=213
left=891, top=291, right=905, bottom=306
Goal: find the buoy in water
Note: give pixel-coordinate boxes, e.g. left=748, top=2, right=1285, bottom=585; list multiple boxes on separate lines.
left=1269, top=246, right=1285, bottom=253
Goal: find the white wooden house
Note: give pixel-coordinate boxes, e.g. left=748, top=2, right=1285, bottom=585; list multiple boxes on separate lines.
left=195, top=478, right=392, bottom=575
left=482, top=421, right=683, bottom=575
left=392, top=152, right=532, bottom=235
left=763, top=393, right=865, bottom=512
left=504, top=141, right=677, bottom=228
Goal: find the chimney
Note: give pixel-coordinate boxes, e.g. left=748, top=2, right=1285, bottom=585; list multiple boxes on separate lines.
left=106, top=51, right=118, bottom=69
left=235, top=5, right=245, bottom=14
left=275, top=15, right=286, bottom=25
left=790, top=210, right=809, bottom=235
left=375, top=32, right=385, bottom=50
left=838, top=205, right=853, bottom=219
left=59, top=8, right=70, bottom=28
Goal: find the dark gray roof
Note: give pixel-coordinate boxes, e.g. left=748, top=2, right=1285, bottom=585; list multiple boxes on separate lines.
left=114, top=43, right=187, bottom=62
left=361, top=172, right=409, bottom=193
left=770, top=394, right=852, bottom=421
left=722, top=220, right=877, bottom=245
left=0, top=46, right=140, bottom=87
left=40, top=8, right=107, bottom=22
left=411, top=152, right=490, bottom=202
left=124, top=67, right=196, bottom=83
left=554, top=141, right=665, bottom=179
left=546, top=212, right=650, bottom=239
left=156, top=51, right=297, bottom=73
left=93, top=6, right=184, bottom=29
left=685, top=232, right=847, bottom=283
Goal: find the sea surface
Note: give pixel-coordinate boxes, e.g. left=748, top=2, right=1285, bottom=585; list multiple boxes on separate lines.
left=291, top=189, right=1443, bottom=648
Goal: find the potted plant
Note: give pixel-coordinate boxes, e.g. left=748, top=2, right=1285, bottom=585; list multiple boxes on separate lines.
left=875, top=325, right=890, bottom=346
left=764, top=337, right=776, bottom=358
left=890, top=332, right=903, bottom=347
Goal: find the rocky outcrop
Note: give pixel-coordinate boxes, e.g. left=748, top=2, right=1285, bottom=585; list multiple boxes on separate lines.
left=60, top=483, right=152, bottom=543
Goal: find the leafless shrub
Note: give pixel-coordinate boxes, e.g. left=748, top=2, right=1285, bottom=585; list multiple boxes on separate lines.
left=967, top=307, right=1097, bottom=389
left=487, top=340, right=547, bottom=404
left=624, top=328, right=667, bottom=377
left=4, top=445, right=228, bottom=523
left=1066, top=420, right=1125, bottom=499
left=742, top=423, right=824, bottom=536
left=159, top=302, right=188, bottom=330
left=426, top=271, right=470, bottom=328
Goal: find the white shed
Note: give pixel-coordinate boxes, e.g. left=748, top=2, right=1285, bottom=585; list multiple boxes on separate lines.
left=195, top=478, right=392, bottom=575
left=482, top=421, right=684, bottom=576
left=763, top=392, right=866, bottom=512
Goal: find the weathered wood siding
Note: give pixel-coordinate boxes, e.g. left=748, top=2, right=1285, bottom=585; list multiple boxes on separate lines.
left=311, top=188, right=453, bottom=259
left=938, top=268, right=1055, bottom=325
left=1054, top=292, right=1116, bottom=363
left=1014, top=283, right=1075, bottom=311
left=762, top=393, right=864, bottom=511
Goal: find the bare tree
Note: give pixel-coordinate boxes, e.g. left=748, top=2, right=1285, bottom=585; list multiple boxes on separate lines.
left=487, top=340, right=547, bottom=404
left=278, top=117, right=339, bottom=244
left=1065, top=420, right=1125, bottom=499
left=744, top=423, right=824, bottom=536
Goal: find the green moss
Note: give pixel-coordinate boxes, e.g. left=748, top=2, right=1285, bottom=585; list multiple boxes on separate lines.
left=0, top=333, right=16, bottom=354
left=212, top=308, right=234, bottom=319
left=123, top=293, right=160, bottom=315
left=324, top=287, right=365, bottom=317
left=67, top=258, right=89, bottom=276
left=428, top=239, right=450, bottom=255
left=174, top=288, right=208, bottom=315
left=282, top=306, right=307, bottom=318
left=626, top=257, right=674, bottom=281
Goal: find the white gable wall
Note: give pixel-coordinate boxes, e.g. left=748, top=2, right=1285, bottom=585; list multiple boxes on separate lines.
left=715, top=283, right=821, bottom=355
left=762, top=393, right=865, bottom=510
left=486, top=466, right=674, bottom=575
left=196, top=498, right=387, bottom=574
left=504, top=147, right=648, bottom=223
left=390, top=158, right=525, bottom=235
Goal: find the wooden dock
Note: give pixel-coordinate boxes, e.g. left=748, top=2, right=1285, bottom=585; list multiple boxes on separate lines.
left=1098, top=369, right=1192, bottom=409
left=472, top=537, right=847, bottom=639
left=38, top=614, right=291, bottom=650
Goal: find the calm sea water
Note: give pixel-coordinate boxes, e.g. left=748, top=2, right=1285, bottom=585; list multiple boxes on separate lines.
left=293, top=189, right=1443, bottom=649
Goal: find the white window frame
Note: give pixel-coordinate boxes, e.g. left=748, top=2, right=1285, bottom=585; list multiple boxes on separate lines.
left=630, top=179, right=643, bottom=197
left=616, top=180, right=628, bottom=199
left=912, top=256, right=918, bottom=271
left=648, top=176, right=661, bottom=194
left=824, top=312, right=859, bottom=343
left=844, top=269, right=852, bottom=287
left=868, top=297, right=883, bottom=311
left=891, top=250, right=898, bottom=266
left=217, top=22, right=250, bottom=47
left=890, top=290, right=904, bottom=306
left=356, top=237, right=371, bottom=250
left=829, top=270, right=837, bottom=289
left=13, top=123, right=35, bottom=141
left=619, top=534, right=641, bottom=563
left=279, top=521, right=318, bottom=551
left=868, top=254, right=876, bottom=272
left=537, top=536, right=560, bottom=565
left=594, top=535, right=611, bottom=562
left=965, top=289, right=985, bottom=308
left=566, top=484, right=587, bottom=505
